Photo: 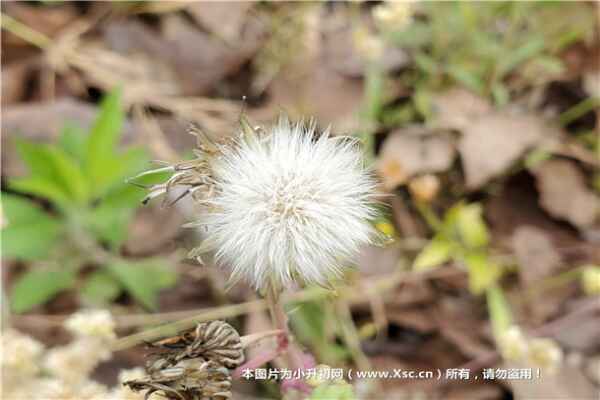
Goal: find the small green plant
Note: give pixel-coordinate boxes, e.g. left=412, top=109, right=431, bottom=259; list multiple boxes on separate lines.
left=413, top=201, right=503, bottom=294
left=376, top=2, right=593, bottom=117
left=2, top=89, right=177, bottom=312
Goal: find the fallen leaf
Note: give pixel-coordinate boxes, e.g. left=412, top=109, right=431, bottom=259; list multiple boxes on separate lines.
left=431, top=88, right=492, bottom=131
left=248, top=5, right=365, bottom=131
left=386, top=308, right=437, bottom=333
left=444, top=382, right=503, bottom=400
left=387, top=281, right=435, bottom=308
left=435, top=298, right=492, bottom=359
left=1, top=61, right=34, bottom=105
left=124, top=205, right=185, bottom=256
left=512, top=226, right=562, bottom=284
left=186, top=2, right=254, bottom=43
left=321, top=6, right=409, bottom=78
left=532, top=159, right=600, bottom=230
left=1, top=99, right=138, bottom=177
left=356, top=245, right=403, bottom=277
left=511, top=226, right=567, bottom=322
left=459, top=112, right=560, bottom=189
left=505, top=360, right=597, bottom=400
left=378, top=127, right=455, bottom=189
left=162, top=14, right=266, bottom=96
left=552, top=297, right=600, bottom=352
left=3, top=2, right=79, bottom=44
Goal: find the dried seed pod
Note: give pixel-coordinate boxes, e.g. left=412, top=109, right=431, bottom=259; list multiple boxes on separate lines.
left=150, top=321, right=244, bottom=369
left=126, top=321, right=244, bottom=400
left=180, top=321, right=244, bottom=368
left=125, top=359, right=232, bottom=400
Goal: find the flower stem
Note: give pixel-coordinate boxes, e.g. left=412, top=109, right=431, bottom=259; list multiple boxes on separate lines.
left=265, top=281, right=312, bottom=390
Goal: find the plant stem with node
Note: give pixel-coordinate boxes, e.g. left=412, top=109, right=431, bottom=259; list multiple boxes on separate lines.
left=266, top=280, right=313, bottom=393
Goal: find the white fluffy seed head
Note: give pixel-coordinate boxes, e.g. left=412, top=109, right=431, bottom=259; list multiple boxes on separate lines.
left=200, top=118, right=379, bottom=291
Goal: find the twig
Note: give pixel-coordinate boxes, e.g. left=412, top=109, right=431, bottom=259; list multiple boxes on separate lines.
left=0, top=13, right=51, bottom=49
left=111, top=268, right=459, bottom=351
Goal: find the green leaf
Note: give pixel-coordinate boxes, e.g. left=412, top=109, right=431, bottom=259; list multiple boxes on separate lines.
left=289, top=302, right=348, bottom=365
left=486, top=285, right=513, bottom=341
left=101, top=184, right=145, bottom=211
left=445, top=202, right=489, bottom=248
left=389, top=21, right=431, bottom=48
left=90, top=147, right=149, bottom=199
left=106, top=260, right=177, bottom=309
left=84, top=204, right=133, bottom=249
left=309, top=382, right=356, bottom=400
left=491, top=82, right=509, bottom=106
left=2, top=219, right=63, bottom=261
left=45, top=146, right=89, bottom=203
left=81, top=270, right=121, bottom=305
left=364, top=66, right=385, bottom=121
left=456, top=203, right=489, bottom=248
left=496, top=37, right=545, bottom=79
left=1, top=194, right=64, bottom=260
left=59, top=123, right=87, bottom=164
left=85, top=89, right=125, bottom=192
left=9, top=177, right=71, bottom=206
left=447, top=63, right=485, bottom=94
left=532, top=56, right=565, bottom=76
left=414, top=87, right=433, bottom=119
left=413, top=234, right=454, bottom=271
left=13, top=140, right=70, bottom=203
left=524, top=148, right=552, bottom=169
left=2, top=193, right=48, bottom=222
left=414, top=52, right=439, bottom=76
left=464, top=251, right=501, bottom=294
left=11, top=268, right=75, bottom=313
left=13, top=139, right=89, bottom=205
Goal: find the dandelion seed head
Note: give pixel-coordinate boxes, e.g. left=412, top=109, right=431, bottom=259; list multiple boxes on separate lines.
left=199, top=118, right=379, bottom=290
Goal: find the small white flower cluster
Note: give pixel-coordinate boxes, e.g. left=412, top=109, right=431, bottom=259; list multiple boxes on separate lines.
left=498, top=325, right=564, bottom=374
left=1, top=329, right=44, bottom=387
left=372, top=1, right=415, bottom=32
left=65, top=309, right=117, bottom=340
left=1, top=310, right=153, bottom=400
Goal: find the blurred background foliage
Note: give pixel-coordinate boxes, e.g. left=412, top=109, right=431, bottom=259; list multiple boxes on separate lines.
left=3, top=89, right=176, bottom=312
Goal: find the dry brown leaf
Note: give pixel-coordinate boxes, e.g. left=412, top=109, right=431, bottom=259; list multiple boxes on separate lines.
left=444, top=382, right=503, bottom=400
left=431, top=88, right=493, bottom=131
left=356, top=245, right=403, bottom=277
left=248, top=6, right=365, bottom=131
left=377, top=128, right=455, bottom=189
left=387, top=281, right=435, bottom=308
left=162, top=14, right=265, bottom=96
left=1, top=61, right=33, bottom=105
left=125, top=206, right=185, bottom=256
left=459, top=113, right=560, bottom=189
left=435, top=298, right=492, bottom=359
left=512, top=226, right=562, bottom=282
left=386, top=308, right=437, bottom=333
left=186, top=1, right=254, bottom=43
left=1, top=99, right=139, bottom=177
left=532, top=159, right=600, bottom=230
left=3, top=2, right=80, bottom=44
left=552, top=297, right=600, bottom=352
left=511, top=226, right=566, bottom=323
left=320, top=6, right=409, bottom=78
left=504, top=360, right=597, bottom=400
